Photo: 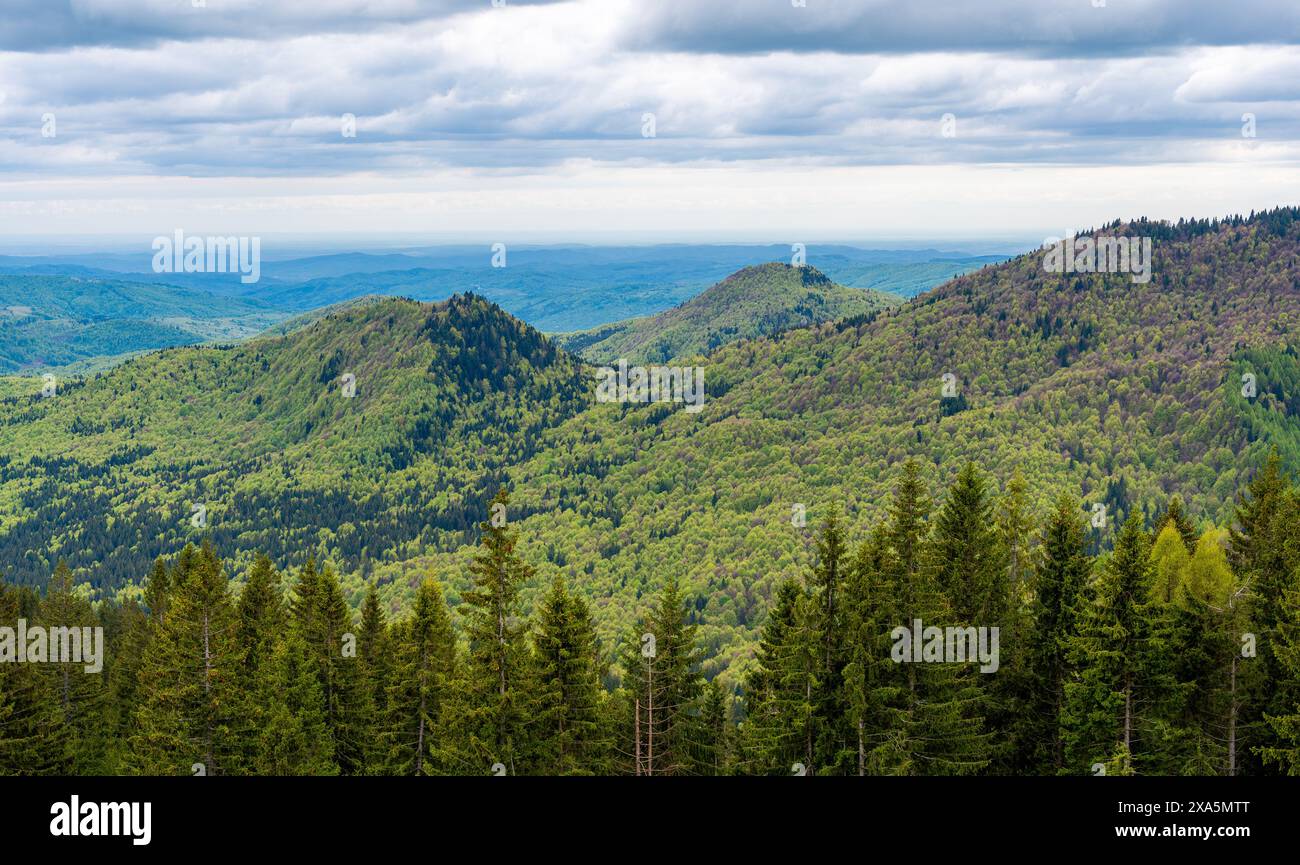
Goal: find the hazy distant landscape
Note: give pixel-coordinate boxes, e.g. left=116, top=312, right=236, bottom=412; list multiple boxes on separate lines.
left=0, top=244, right=1001, bottom=373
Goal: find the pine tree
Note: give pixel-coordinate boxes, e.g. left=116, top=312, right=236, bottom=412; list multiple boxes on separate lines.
left=740, top=578, right=817, bottom=774
left=1019, top=496, right=1090, bottom=774
left=255, top=633, right=338, bottom=775
left=621, top=577, right=705, bottom=776
left=385, top=577, right=455, bottom=775
left=531, top=575, right=609, bottom=775
left=455, top=489, right=534, bottom=774
left=290, top=559, right=371, bottom=774
left=129, top=542, right=249, bottom=775
left=1228, top=451, right=1300, bottom=773
left=357, top=583, right=393, bottom=772
left=879, top=459, right=990, bottom=775
left=1063, top=513, right=1169, bottom=775
left=37, top=561, right=109, bottom=773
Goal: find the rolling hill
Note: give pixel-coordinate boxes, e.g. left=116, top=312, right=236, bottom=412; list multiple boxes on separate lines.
left=555, top=263, right=903, bottom=363
left=0, top=275, right=284, bottom=373
left=2, top=208, right=1299, bottom=688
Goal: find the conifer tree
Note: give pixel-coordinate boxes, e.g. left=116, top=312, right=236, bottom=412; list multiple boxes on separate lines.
left=385, top=577, right=455, bottom=775
left=237, top=554, right=283, bottom=675
left=129, top=542, right=249, bottom=775
left=1063, top=513, right=1169, bottom=775
left=1156, top=496, right=1199, bottom=555
left=841, top=527, right=902, bottom=775
left=620, top=577, right=705, bottom=776
left=997, top=470, right=1036, bottom=602
left=358, top=584, right=393, bottom=771
left=880, top=459, right=990, bottom=775
left=105, top=598, right=149, bottom=769
left=741, top=578, right=817, bottom=774
left=1228, top=451, right=1299, bottom=773
left=143, top=556, right=170, bottom=625
left=255, top=633, right=338, bottom=775
left=929, top=463, right=1005, bottom=625
left=455, top=489, right=534, bottom=774
left=290, top=559, right=371, bottom=774
left=37, top=561, right=109, bottom=773
left=697, top=679, right=731, bottom=776
left=531, top=575, right=609, bottom=775
left=1260, top=584, right=1300, bottom=774
left=0, top=584, right=67, bottom=774
left=235, top=555, right=286, bottom=766
left=1019, top=496, right=1090, bottom=773
left=808, top=510, right=853, bottom=772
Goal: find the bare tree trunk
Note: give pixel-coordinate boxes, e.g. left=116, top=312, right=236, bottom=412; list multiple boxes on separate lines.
left=647, top=659, right=654, bottom=777
left=1122, top=678, right=1132, bottom=773
left=806, top=677, right=814, bottom=775
left=1228, top=654, right=1238, bottom=776
left=203, top=612, right=214, bottom=773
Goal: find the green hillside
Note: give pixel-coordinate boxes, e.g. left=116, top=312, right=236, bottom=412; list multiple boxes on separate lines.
left=0, top=275, right=283, bottom=373
left=0, top=294, right=589, bottom=594
left=3, top=209, right=1300, bottom=692
left=556, top=263, right=902, bottom=363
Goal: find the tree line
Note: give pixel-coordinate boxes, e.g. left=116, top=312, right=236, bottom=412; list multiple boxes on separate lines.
left=2, top=455, right=1299, bottom=775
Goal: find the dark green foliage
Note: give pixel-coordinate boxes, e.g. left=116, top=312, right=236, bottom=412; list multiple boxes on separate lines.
left=384, top=578, right=455, bottom=775
left=128, top=542, right=249, bottom=775
left=530, top=575, right=609, bottom=774
left=1018, top=496, right=1090, bottom=774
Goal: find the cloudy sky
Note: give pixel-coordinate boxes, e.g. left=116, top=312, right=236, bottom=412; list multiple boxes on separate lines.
left=2, top=0, right=1299, bottom=243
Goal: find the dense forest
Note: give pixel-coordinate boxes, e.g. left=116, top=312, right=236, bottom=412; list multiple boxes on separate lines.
left=3, top=450, right=1299, bottom=776
left=4, top=209, right=1300, bottom=693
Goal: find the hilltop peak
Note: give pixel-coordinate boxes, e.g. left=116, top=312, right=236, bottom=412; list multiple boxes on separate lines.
left=723, top=262, right=833, bottom=287
left=557, top=261, right=900, bottom=364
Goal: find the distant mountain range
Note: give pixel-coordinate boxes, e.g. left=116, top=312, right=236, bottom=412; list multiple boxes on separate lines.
left=0, top=275, right=280, bottom=373
left=0, top=244, right=1001, bottom=372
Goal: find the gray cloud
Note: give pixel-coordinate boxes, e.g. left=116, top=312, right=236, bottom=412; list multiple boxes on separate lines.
left=0, top=0, right=565, bottom=52
left=0, top=0, right=1296, bottom=181
left=618, top=0, right=1300, bottom=58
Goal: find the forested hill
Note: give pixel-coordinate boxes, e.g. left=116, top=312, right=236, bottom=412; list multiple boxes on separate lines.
left=555, top=263, right=902, bottom=363
left=385, top=207, right=1300, bottom=681
left=0, top=293, right=589, bottom=593
left=4, top=208, right=1300, bottom=687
